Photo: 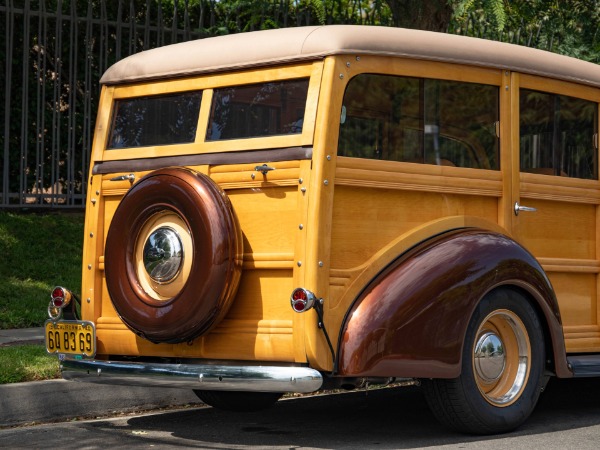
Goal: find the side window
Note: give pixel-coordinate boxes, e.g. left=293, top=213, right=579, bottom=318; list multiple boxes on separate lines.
left=206, top=79, right=309, bottom=141
left=108, top=91, right=202, bottom=149
left=520, top=89, right=598, bottom=179
left=338, top=74, right=499, bottom=170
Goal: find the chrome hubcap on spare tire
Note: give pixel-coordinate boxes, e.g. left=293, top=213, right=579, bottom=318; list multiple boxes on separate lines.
left=143, top=226, right=183, bottom=284
left=472, top=309, right=531, bottom=407
left=134, top=210, right=194, bottom=301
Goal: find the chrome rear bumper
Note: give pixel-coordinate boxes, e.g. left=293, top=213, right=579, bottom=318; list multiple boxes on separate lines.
left=61, top=357, right=323, bottom=393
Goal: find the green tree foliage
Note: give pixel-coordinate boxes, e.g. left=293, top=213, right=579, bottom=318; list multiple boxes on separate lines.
left=195, top=0, right=393, bottom=33
left=453, top=0, right=507, bottom=32
left=452, top=0, right=600, bottom=62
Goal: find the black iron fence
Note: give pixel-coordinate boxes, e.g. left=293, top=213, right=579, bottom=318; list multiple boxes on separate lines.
left=0, top=0, right=206, bottom=208
left=1, top=1, right=557, bottom=209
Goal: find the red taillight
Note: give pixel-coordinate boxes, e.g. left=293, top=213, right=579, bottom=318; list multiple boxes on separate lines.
left=292, top=300, right=305, bottom=312
left=51, top=286, right=71, bottom=308
left=290, top=288, right=316, bottom=313
left=51, top=287, right=64, bottom=307
left=292, top=289, right=307, bottom=301
left=48, top=286, right=74, bottom=320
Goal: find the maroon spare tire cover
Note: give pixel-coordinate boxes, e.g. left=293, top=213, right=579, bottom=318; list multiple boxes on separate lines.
left=104, top=167, right=242, bottom=343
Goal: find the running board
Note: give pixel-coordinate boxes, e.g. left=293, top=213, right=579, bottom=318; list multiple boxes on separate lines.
left=567, top=355, right=600, bottom=377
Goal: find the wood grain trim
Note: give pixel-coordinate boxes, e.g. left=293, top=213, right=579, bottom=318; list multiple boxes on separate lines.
left=539, top=258, right=600, bottom=274
left=520, top=175, right=600, bottom=205
left=335, top=161, right=503, bottom=197
left=242, top=253, right=295, bottom=270
left=211, top=319, right=293, bottom=335
left=564, top=325, right=600, bottom=338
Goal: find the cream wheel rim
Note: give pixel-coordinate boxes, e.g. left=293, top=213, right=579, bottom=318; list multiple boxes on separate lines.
left=472, top=309, right=531, bottom=407
left=135, top=211, right=193, bottom=301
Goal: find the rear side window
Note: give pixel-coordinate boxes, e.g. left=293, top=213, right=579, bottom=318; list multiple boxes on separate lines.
left=206, top=79, right=309, bottom=141
left=520, top=89, right=598, bottom=179
left=338, top=74, right=499, bottom=170
left=107, top=91, right=202, bottom=149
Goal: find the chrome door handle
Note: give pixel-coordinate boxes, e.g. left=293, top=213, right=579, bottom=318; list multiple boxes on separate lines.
left=514, top=202, right=537, bottom=216
left=109, top=173, right=135, bottom=182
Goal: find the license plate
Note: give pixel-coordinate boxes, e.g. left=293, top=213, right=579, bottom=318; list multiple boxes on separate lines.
left=45, top=320, right=96, bottom=357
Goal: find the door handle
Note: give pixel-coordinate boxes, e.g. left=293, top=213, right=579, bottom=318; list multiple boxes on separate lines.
left=514, top=202, right=537, bottom=216
left=109, top=173, right=135, bottom=182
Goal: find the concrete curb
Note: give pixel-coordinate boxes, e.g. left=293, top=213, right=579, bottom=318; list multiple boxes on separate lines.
left=0, top=379, right=203, bottom=427
left=0, top=328, right=203, bottom=427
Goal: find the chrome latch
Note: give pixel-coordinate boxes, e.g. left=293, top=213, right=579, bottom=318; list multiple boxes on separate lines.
left=255, top=164, right=275, bottom=175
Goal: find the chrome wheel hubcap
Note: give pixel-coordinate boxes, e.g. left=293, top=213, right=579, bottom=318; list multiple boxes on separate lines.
left=143, top=226, right=183, bottom=284
left=474, top=331, right=505, bottom=383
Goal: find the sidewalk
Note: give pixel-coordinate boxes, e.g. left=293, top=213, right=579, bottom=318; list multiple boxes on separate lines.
left=0, top=327, right=45, bottom=347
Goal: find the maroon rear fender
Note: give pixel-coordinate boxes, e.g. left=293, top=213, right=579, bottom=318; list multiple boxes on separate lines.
left=337, top=229, right=569, bottom=379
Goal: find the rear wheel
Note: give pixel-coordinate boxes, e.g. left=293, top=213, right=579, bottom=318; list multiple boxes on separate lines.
left=422, top=288, right=546, bottom=434
left=193, top=390, right=282, bottom=412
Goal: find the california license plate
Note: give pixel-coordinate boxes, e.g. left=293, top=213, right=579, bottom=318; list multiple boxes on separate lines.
left=45, top=320, right=96, bottom=357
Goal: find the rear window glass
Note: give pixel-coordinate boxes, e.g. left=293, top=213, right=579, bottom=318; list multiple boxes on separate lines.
left=107, top=91, right=202, bottom=149
left=206, top=79, right=309, bottom=141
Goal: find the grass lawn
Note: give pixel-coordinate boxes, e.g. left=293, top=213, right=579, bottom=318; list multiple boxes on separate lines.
left=0, top=210, right=84, bottom=383
left=0, top=211, right=84, bottom=329
left=0, top=345, right=61, bottom=383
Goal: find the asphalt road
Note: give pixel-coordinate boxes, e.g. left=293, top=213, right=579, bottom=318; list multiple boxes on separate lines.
left=1, top=377, right=600, bottom=449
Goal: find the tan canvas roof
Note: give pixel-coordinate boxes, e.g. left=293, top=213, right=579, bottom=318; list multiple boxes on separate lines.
left=101, top=25, right=600, bottom=88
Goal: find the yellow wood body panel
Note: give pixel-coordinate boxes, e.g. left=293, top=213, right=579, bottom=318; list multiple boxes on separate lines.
left=512, top=73, right=600, bottom=352
left=517, top=199, right=596, bottom=259
left=83, top=59, right=325, bottom=363
left=520, top=74, right=600, bottom=102
left=301, top=56, right=344, bottom=370
left=80, top=173, right=104, bottom=322
left=325, top=55, right=510, bottom=364
left=499, top=70, right=517, bottom=232
left=333, top=186, right=497, bottom=261
left=89, top=87, right=113, bottom=163
left=92, top=165, right=305, bottom=361
left=228, top=186, right=298, bottom=254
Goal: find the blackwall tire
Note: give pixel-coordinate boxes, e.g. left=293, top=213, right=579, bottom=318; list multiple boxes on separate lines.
left=193, top=390, right=283, bottom=412
left=421, top=288, right=545, bottom=434
left=105, top=167, right=242, bottom=343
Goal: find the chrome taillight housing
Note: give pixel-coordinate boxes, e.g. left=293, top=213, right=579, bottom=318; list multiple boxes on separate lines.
left=290, top=288, right=316, bottom=313
left=48, top=286, right=73, bottom=320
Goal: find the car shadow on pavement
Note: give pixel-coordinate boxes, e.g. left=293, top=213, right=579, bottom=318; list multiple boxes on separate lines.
left=102, top=377, right=600, bottom=449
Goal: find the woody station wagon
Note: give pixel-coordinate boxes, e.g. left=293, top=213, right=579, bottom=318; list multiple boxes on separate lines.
left=45, top=25, right=600, bottom=434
